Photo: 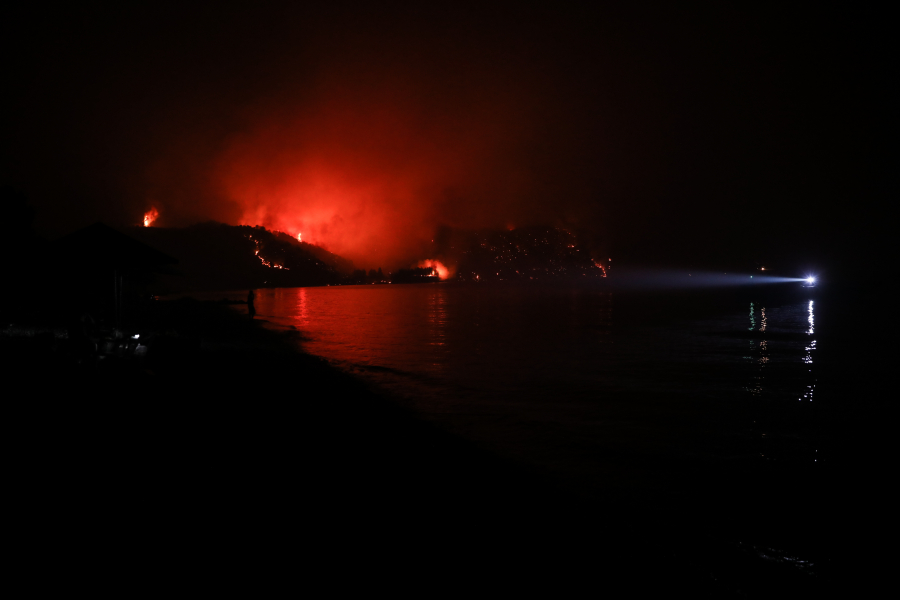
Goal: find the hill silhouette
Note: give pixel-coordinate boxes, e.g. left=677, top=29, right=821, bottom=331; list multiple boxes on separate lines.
left=128, top=222, right=350, bottom=292
left=439, top=226, right=608, bottom=282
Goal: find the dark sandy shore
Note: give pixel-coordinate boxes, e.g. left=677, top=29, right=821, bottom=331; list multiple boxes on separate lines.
left=2, top=297, right=884, bottom=595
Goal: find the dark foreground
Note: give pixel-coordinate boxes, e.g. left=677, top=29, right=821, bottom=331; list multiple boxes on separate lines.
left=3, top=297, right=887, bottom=595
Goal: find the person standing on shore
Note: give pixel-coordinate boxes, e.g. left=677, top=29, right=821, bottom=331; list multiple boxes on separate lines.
left=247, top=289, right=256, bottom=319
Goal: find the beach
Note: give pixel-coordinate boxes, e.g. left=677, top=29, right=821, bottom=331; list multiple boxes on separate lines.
left=7, top=292, right=874, bottom=595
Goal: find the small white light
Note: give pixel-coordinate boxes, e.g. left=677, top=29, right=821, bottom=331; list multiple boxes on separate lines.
left=806, top=277, right=815, bottom=283
left=132, top=334, right=140, bottom=339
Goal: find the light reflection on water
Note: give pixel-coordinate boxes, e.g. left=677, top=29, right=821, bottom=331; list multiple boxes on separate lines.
left=808, top=300, right=815, bottom=334
left=804, top=301, right=816, bottom=401
left=243, top=284, right=820, bottom=467
left=248, top=285, right=818, bottom=404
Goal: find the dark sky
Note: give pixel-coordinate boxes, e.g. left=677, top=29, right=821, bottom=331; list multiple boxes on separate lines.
left=1, top=2, right=883, bottom=272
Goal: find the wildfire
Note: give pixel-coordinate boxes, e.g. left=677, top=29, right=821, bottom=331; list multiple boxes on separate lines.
left=143, top=207, right=159, bottom=227
left=418, top=259, right=451, bottom=280
left=297, top=232, right=302, bottom=242
left=592, top=259, right=608, bottom=277
left=248, top=235, right=289, bottom=270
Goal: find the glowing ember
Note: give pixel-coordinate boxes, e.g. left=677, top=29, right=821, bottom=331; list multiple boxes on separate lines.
left=143, top=207, right=159, bottom=227
left=592, top=259, right=608, bottom=277
left=418, top=259, right=451, bottom=280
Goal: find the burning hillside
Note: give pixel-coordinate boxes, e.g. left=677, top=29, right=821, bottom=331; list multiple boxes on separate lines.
left=143, top=208, right=159, bottom=227
left=128, top=222, right=351, bottom=292
left=438, top=226, right=608, bottom=282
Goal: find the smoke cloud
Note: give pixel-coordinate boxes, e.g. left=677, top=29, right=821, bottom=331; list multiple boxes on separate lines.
left=214, top=67, right=546, bottom=269
left=119, top=4, right=610, bottom=270
left=4, top=3, right=856, bottom=273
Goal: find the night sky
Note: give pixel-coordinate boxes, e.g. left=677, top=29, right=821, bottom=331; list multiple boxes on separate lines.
left=2, top=2, right=882, bottom=272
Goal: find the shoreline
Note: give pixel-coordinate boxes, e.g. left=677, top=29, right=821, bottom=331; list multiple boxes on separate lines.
left=4, top=296, right=849, bottom=594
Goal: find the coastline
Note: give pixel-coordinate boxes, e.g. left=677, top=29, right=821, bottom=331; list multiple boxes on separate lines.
left=3, top=296, right=838, bottom=595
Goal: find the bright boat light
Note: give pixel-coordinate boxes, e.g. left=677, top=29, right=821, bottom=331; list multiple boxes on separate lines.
left=806, top=276, right=816, bottom=283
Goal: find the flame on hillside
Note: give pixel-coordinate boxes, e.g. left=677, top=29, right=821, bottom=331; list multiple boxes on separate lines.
left=143, top=207, right=159, bottom=227
left=418, top=259, right=451, bottom=280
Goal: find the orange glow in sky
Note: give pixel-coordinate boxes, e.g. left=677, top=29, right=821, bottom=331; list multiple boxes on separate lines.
left=213, top=77, right=544, bottom=270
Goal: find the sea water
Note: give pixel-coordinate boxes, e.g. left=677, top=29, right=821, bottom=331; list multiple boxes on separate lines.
left=231, top=283, right=822, bottom=475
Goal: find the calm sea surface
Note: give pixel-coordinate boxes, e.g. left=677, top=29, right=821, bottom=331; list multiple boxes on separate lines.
left=212, top=283, right=822, bottom=477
